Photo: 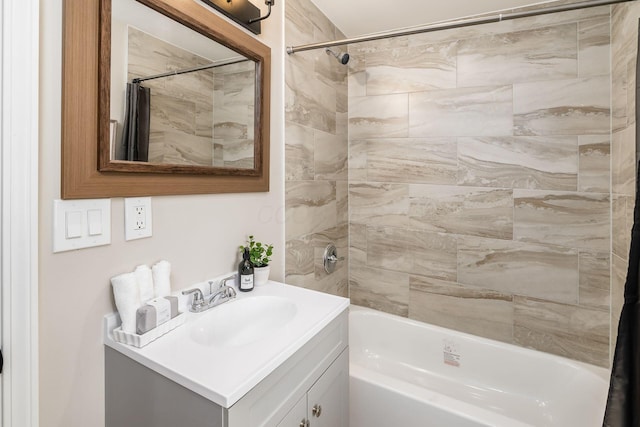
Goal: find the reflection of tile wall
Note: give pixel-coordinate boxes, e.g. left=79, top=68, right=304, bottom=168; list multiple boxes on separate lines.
left=213, top=61, right=256, bottom=168
left=348, top=7, right=612, bottom=366
left=610, top=3, right=640, bottom=360
left=128, top=27, right=214, bottom=166
left=128, top=28, right=254, bottom=167
left=284, top=0, right=349, bottom=297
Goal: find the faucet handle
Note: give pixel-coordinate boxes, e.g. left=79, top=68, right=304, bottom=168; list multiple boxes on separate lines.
left=219, top=274, right=237, bottom=289
left=181, top=288, right=205, bottom=306
left=225, top=286, right=237, bottom=299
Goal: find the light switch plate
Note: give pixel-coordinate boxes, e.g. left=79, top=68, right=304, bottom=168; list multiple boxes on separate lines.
left=124, top=197, right=153, bottom=240
left=53, top=199, right=111, bottom=253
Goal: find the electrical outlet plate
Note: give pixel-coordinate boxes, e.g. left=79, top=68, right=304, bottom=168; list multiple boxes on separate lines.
left=124, top=197, right=153, bottom=240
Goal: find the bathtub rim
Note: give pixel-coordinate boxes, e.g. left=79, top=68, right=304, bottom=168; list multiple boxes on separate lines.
left=348, top=304, right=610, bottom=381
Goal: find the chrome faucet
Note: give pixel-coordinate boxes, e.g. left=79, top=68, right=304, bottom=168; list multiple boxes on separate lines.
left=181, top=275, right=237, bottom=313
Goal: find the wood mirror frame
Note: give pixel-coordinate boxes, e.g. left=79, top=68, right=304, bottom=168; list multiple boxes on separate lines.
left=62, top=0, right=271, bottom=199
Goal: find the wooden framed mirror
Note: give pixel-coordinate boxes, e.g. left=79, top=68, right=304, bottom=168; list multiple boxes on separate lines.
left=62, top=0, right=271, bottom=199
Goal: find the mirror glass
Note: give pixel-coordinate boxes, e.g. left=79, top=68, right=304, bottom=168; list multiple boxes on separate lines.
left=108, top=0, right=257, bottom=170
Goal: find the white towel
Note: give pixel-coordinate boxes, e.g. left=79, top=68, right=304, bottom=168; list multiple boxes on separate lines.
left=152, top=260, right=171, bottom=298
left=134, top=265, right=155, bottom=304
left=111, top=272, right=141, bottom=334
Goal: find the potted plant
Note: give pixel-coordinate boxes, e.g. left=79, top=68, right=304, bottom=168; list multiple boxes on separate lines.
left=239, top=235, right=274, bottom=286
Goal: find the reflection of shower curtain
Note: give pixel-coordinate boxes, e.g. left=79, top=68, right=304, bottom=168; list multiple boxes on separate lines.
left=117, top=82, right=150, bottom=161
left=603, top=20, right=640, bottom=427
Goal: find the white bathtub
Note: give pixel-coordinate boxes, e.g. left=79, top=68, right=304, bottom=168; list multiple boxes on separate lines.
left=349, top=305, right=609, bottom=427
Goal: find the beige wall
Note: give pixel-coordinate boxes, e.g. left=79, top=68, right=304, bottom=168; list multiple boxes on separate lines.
left=347, top=6, right=613, bottom=367
left=611, top=2, right=640, bottom=359
left=284, top=0, right=349, bottom=297
left=38, top=1, right=284, bottom=426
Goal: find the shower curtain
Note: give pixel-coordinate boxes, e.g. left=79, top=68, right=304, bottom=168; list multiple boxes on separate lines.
left=603, top=20, right=640, bottom=427
left=117, top=82, right=151, bottom=162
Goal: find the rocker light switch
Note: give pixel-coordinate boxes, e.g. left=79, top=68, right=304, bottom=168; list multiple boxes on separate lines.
left=65, top=211, right=83, bottom=239
left=53, top=199, right=111, bottom=253
left=87, top=209, right=103, bottom=236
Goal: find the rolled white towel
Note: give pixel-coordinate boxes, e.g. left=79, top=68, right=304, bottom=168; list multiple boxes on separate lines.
left=111, top=272, right=141, bottom=334
left=134, top=265, right=155, bottom=304
left=152, top=260, right=171, bottom=298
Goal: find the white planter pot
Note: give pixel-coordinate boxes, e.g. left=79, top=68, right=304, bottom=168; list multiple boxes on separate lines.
left=254, top=265, right=270, bottom=286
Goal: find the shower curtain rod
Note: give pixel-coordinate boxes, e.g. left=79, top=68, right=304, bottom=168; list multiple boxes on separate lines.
left=286, top=0, right=634, bottom=54
left=131, top=57, right=250, bottom=84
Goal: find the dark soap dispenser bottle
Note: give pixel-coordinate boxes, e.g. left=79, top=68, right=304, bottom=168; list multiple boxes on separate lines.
left=238, top=247, right=254, bottom=292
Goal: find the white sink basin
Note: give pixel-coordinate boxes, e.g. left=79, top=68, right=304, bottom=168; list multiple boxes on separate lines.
left=104, top=280, right=349, bottom=408
left=189, top=296, right=298, bottom=347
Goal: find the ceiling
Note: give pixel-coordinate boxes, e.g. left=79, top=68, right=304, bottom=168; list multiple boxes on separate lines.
left=310, top=0, right=564, bottom=37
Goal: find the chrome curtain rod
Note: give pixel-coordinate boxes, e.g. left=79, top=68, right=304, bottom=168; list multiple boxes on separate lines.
left=286, top=0, right=633, bottom=54
left=132, top=58, right=250, bottom=84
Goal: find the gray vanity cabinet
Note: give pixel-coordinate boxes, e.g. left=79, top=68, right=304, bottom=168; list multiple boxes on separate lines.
left=105, top=310, right=348, bottom=427
left=276, top=349, right=348, bottom=427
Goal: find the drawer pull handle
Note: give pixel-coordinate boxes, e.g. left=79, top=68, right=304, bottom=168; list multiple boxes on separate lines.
left=299, top=419, right=310, bottom=427
left=312, top=404, right=322, bottom=417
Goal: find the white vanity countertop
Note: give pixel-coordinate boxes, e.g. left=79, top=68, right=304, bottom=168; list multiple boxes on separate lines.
left=104, top=280, right=350, bottom=408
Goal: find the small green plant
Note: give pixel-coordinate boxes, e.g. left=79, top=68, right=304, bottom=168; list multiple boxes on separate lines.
left=239, top=235, right=273, bottom=267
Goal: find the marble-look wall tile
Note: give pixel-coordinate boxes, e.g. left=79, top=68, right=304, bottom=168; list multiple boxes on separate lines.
left=349, top=223, right=368, bottom=267
left=409, top=184, right=513, bottom=239
left=458, top=236, right=579, bottom=304
left=336, top=180, right=348, bottom=227
left=285, top=181, right=336, bottom=241
left=150, top=93, right=197, bottom=135
left=365, top=42, right=457, bottom=96
left=458, top=136, right=578, bottom=190
left=285, top=235, right=314, bottom=284
left=611, top=253, right=628, bottom=353
left=366, top=138, right=457, bottom=185
left=312, top=226, right=349, bottom=294
left=149, top=132, right=213, bottom=166
left=220, top=139, right=254, bottom=168
left=411, top=230, right=458, bottom=282
left=409, top=276, right=514, bottom=343
left=611, top=8, right=628, bottom=133
left=349, top=94, right=409, bottom=139
left=612, top=125, right=636, bottom=196
left=578, top=135, right=610, bottom=193
left=627, top=49, right=637, bottom=128
left=348, top=139, right=368, bottom=181
left=457, top=24, right=577, bottom=87
left=513, top=190, right=610, bottom=251
left=350, top=266, right=409, bottom=316
left=350, top=183, right=409, bottom=228
left=578, top=16, right=611, bottom=77
left=409, top=85, right=513, bottom=137
left=611, top=194, right=634, bottom=259
left=285, top=121, right=314, bottom=181
left=284, top=0, right=314, bottom=46
left=284, top=0, right=348, bottom=301
left=409, top=3, right=609, bottom=46
left=578, top=251, right=610, bottom=311
left=513, top=76, right=610, bottom=136
left=366, top=227, right=412, bottom=272
left=341, top=6, right=614, bottom=366
left=315, top=50, right=348, bottom=90
left=355, top=36, right=409, bottom=55
left=367, top=227, right=457, bottom=282
left=314, top=130, right=347, bottom=181
left=407, top=6, right=608, bottom=49
left=612, top=194, right=629, bottom=259
left=286, top=0, right=336, bottom=43
left=286, top=60, right=336, bottom=133
left=513, top=296, right=609, bottom=366
left=348, top=71, right=367, bottom=98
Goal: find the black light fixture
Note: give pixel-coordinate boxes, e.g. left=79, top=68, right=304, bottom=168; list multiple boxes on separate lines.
left=199, top=0, right=275, bottom=35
